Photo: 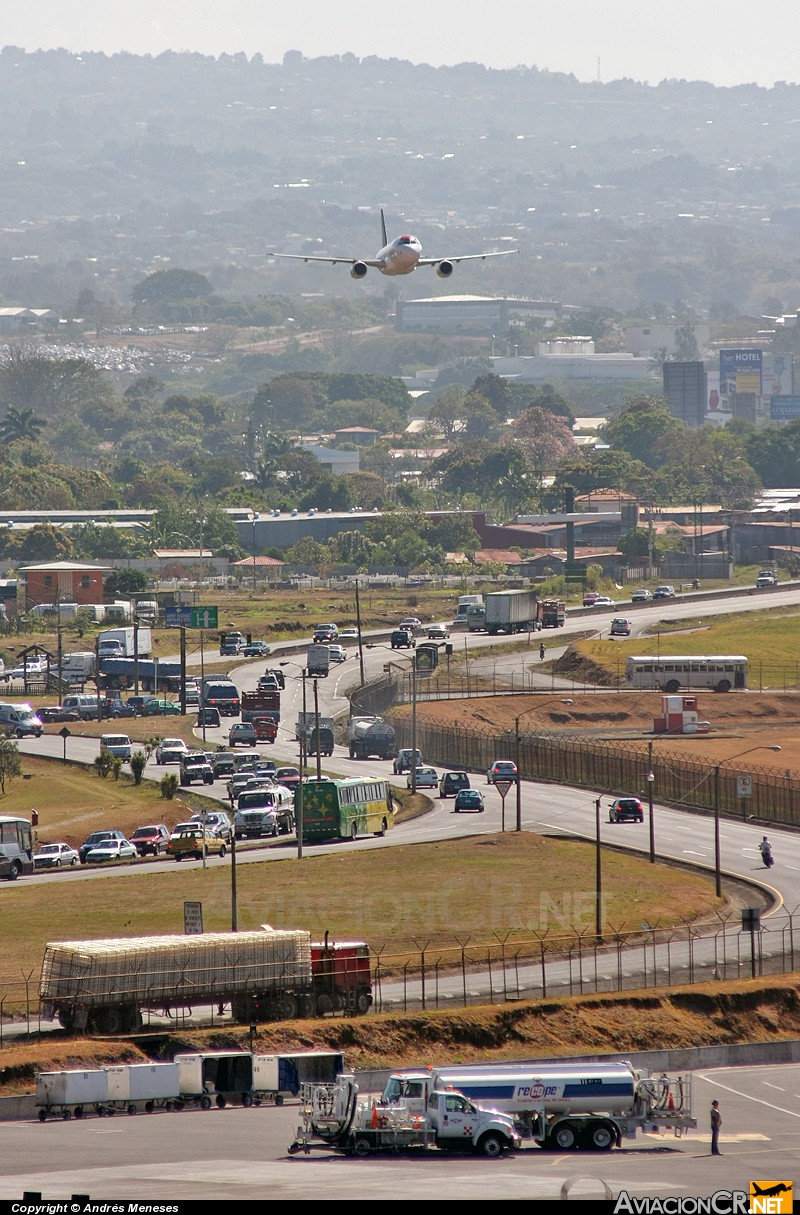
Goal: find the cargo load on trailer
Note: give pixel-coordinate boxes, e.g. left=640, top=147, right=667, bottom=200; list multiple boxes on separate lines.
left=97, top=627, right=152, bottom=659
left=39, top=927, right=372, bottom=1033
left=241, top=689, right=280, bottom=724
left=348, top=715, right=396, bottom=760
left=484, top=589, right=539, bottom=635
left=98, top=657, right=182, bottom=693
left=382, top=1060, right=695, bottom=1150
left=537, top=599, right=566, bottom=629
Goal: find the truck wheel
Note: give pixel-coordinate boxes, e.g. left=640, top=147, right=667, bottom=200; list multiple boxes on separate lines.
left=582, top=1120, right=616, bottom=1150
left=354, top=1136, right=372, bottom=1157
left=478, top=1132, right=505, bottom=1158
left=280, top=992, right=299, bottom=1020
left=298, top=994, right=316, bottom=1019
left=199, top=1096, right=212, bottom=1111
left=7, top=859, right=21, bottom=881
left=62, top=1108, right=72, bottom=1120
left=127, top=1104, right=137, bottom=1116
left=241, top=1093, right=253, bottom=1108
left=316, top=993, right=334, bottom=1016
left=374, top=818, right=388, bottom=837
left=355, top=989, right=371, bottom=1015
left=38, top=1109, right=47, bottom=1122
left=549, top=1122, right=578, bottom=1150
left=216, top=1095, right=227, bottom=1109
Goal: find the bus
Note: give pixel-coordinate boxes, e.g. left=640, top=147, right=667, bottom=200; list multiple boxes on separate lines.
left=300, top=778, right=394, bottom=843
left=0, top=815, right=35, bottom=880
left=624, top=655, right=748, bottom=693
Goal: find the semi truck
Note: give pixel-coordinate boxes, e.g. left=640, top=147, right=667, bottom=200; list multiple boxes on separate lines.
left=296, top=712, right=335, bottom=757
left=60, top=651, right=97, bottom=683
left=98, top=658, right=182, bottom=693
left=348, top=715, right=396, bottom=760
left=97, top=627, right=152, bottom=659
left=307, top=644, right=330, bottom=677
left=39, top=926, right=372, bottom=1034
left=241, top=689, right=281, bottom=724
left=537, top=599, right=566, bottom=629
left=455, top=594, right=484, bottom=624
left=382, top=1061, right=695, bottom=1150
left=290, top=1074, right=520, bottom=1158
left=484, top=589, right=539, bottom=635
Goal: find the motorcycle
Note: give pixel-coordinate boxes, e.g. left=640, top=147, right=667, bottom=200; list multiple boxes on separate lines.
left=760, top=842, right=774, bottom=869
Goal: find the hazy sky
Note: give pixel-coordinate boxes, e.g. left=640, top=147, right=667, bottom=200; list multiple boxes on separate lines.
left=4, top=1, right=800, bottom=88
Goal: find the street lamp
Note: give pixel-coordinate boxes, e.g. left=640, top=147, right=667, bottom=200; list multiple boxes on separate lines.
left=279, top=658, right=323, bottom=860
left=250, top=511, right=259, bottom=591
left=713, top=745, right=782, bottom=898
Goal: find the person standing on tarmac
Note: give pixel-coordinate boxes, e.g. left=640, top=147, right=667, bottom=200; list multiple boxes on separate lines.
left=710, top=1100, right=722, bottom=1155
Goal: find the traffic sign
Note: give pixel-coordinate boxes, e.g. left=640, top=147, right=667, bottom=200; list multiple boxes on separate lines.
left=736, top=774, right=753, bottom=798
left=494, top=779, right=513, bottom=798
left=165, top=606, right=191, bottom=628
left=184, top=900, right=204, bottom=935
left=190, top=606, right=218, bottom=630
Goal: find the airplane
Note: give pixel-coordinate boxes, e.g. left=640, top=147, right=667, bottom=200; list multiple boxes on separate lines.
left=272, top=209, right=518, bottom=280
left=751, top=1184, right=792, bottom=1197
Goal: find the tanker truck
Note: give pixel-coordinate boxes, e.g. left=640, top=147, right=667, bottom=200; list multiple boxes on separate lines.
left=382, top=1060, right=695, bottom=1150
left=348, top=715, right=396, bottom=760
left=39, top=926, right=372, bottom=1034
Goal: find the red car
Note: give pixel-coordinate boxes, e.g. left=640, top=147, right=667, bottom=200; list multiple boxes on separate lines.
left=583, top=592, right=600, bottom=606
left=275, top=766, right=301, bottom=790
left=487, top=760, right=519, bottom=785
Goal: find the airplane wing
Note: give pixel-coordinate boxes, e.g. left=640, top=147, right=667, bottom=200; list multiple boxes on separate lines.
left=272, top=253, right=383, bottom=267
left=417, top=249, right=519, bottom=266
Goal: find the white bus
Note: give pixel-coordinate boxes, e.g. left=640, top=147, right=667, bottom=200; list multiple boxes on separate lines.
left=624, top=655, right=748, bottom=693
left=0, top=815, right=35, bottom=880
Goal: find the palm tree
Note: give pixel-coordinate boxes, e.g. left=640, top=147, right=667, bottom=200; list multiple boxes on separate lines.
left=0, top=407, right=46, bottom=444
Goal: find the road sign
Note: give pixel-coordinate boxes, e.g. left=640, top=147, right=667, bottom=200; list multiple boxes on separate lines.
left=736, top=774, right=753, bottom=798
left=190, top=606, right=218, bottom=630
left=184, top=900, right=204, bottom=935
left=494, top=780, right=513, bottom=798
left=165, top=606, right=192, bottom=628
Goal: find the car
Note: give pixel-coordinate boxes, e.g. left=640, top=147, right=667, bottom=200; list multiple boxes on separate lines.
left=243, top=640, right=271, bottom=656
left=608, top=796, right=644, bottom=823
left=400, top=617, right=421, bottom=631
left=38, top=705, right=81, bottom=723
left=487, top=760, right=519, bottom=785
left=610, top=618, right=632, bottom=637
left=211, top=751, right=236, bottom=778
left=179, top=751, right=215, bottom=786
left=583, top=591, right=600, bottom=606
left=197, top=707, right=221, bottom=728
left=439, top=771, right=471, bottom=798
left=254, top=759, right=278, bottom=779
left=393, top=748, right=422, bottom=774
left=313, top=623, right=339, bottom=643
left=79, top=829, right=126, bottom=864
left=328, top=644, right=346, bottom=663
left=631, top=588, right=653, bottom=602
left=454, top=789, right=485, bottom=813
left=227, top=772, right=256, bottom=801
left=408, top=765, right=438, bottom=789
left=85, top=838, right=138, bottom=864
left=275, top=766, right=301, bottom=790
left=339, top=628, right=360, bottom=642
left=592, top=596, right=615, bottom=608
left=756, top=570, right=778, bottom=588
left=252, top=716, right=278, bottom=742
left=100, top=733, right=133, bottom=761
left=191, top=810, right=232, bottom=841
left=258, top=675, right=281, bottom=690
left=265, top=668, right=286, bottom=689
left=129, top=824, right=170, bottom=857
left=34, top=842, right=80, bottom=869
left=183, top=687, right=200, bottom=707
left=229, top=722, right=257, bottom=747
left=391, top=628, right=416, bottom=649
left=653, top=585, right=676, bottom=599
left=141, top=697, right=181, bottom=716
left=155, top=737, right=189, bottom=765
left=100, top=697, right=136, bottom=718
left=426, top=623, right=450, bottom=640
left=168, top=824, right=227, bottom=861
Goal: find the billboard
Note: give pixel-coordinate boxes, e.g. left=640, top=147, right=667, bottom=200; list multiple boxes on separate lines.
left=770, top=396, right=800, bottom=421
left=720, top=349, right=762, bottom=396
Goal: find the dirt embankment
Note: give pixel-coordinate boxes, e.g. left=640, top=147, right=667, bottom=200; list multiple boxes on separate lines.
left=3, top=979, right=800, bottom=1093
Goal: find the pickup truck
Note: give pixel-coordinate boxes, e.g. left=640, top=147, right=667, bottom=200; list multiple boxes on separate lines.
left=179, top=751, right=215, bottom=786
left=756, top=570, right=778, bottom=588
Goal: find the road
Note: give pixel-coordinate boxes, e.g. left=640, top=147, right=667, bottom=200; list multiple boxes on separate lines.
left=1, top=1061, right=798, bottom=1202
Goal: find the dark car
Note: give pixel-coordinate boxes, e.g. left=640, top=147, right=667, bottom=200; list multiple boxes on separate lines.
left=197, top=707, right=222, bottom=728
left=653, top=585, right=676, bottom=599
left=243, top=640, right=271, bottom=656
left=454, top=789, right=485, bottom=813
left=101, top=697, right=136, bottom=718
left=439, top=771, right=471, bottom=798
left=130, top=824, right=170, bottom=857
left=391, top=628, right=416, bottom=649
left=79, top=829, right=126, bottom=865
left=179, top=751, right=215, bottom=786
left=39, top=705, right=80, bottom=723
left=608, top=797, right=644, bottom=823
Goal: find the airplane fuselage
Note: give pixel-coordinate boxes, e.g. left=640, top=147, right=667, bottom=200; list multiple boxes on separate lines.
left=376, top=234, right=422, bottom=276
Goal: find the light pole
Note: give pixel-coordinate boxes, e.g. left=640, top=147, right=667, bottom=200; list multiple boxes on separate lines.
left=279, top=659, right=318, bottom=860
left=713, top=745, right=782, bottom=898
left=366, top=643, right=419, bottom=793
left=250, top=511, right=259, bottom=591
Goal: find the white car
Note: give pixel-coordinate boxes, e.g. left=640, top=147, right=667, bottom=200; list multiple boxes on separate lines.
left=407, top=765, right=438, bottom=789
left=339, top=628, right=360, bottom=642
left=34, top=842, right=80, bottom=869
left=592, top=596, right=615, bottom=608
left=155, top=737, right=189, bottom=764
left=84, top=838, right=137, bottom=864
left=328, top=644, right=347, bottom=663
left=400, top=617, right=422, bottom=631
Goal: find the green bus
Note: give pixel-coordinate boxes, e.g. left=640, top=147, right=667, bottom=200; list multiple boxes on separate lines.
left=301, top=778, right=394, bottom=843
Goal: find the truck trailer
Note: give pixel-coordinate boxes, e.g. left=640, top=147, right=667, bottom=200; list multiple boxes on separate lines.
left=98, top=657, right=181, bottom=693
left=537, top=599, right=566, bottom=629
left=39, top=926, right=373, bottom=1034
left=484, top=589, right=539, bottom=635
left=97, top=627, right=152, bottom=659
left=382, top=1061, right=695, bottom=1150
left=241, top=689, right=281, bottom=724
left=348, top=715, right=396, bottom=760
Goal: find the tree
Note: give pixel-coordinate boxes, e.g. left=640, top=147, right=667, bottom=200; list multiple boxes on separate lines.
left=0, top=407, right=45, bottom=444
left=15, top=522, right=73, bottom=563
left=131, top=268, right=213, bottom=307
left=470, top=373, right=513, bottom=416
left=104, top=569, right=149, bottom=597
left=601, top=398, right=685, bottom=469
left=0, top=737, right=22, bottom=795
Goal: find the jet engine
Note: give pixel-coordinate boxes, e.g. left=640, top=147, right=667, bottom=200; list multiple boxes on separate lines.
left=350, top=262, right=369, bottom=279
left=436, top=260, right=454, bottom=278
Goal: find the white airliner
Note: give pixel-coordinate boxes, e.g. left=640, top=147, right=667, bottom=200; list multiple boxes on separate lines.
left=273, top=209, right=519, bottom=280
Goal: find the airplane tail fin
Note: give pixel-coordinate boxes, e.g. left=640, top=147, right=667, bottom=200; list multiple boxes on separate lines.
left=380, top=208, right=387, bottom=248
